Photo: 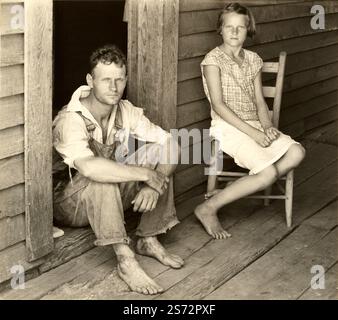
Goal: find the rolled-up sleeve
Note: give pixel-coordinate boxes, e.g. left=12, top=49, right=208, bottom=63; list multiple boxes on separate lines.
left=129, top=104, right=171, bottom=145
left=53, top=113, right=94, bottom=168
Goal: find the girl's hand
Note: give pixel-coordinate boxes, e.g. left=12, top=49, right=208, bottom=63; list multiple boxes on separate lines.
left=252, top=130, right=272, bottom=148
left=264, top=126, right=280, bottom=141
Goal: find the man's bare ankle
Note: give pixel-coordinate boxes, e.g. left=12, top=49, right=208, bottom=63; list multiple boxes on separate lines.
left=113, top=243, right=135, bottom=260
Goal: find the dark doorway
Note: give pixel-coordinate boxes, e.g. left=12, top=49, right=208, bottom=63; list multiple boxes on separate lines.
left=53, top=0, right=127, bottom=116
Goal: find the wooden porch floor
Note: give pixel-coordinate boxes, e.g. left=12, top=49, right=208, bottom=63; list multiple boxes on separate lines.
left=1, top=122, right=337, bottom=300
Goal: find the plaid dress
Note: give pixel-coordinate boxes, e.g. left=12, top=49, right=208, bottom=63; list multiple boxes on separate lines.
left=201, top=47, right=299, bottom=174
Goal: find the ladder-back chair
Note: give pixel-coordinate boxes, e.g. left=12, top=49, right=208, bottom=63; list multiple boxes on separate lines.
left=206, top=52, right=294, bottom=227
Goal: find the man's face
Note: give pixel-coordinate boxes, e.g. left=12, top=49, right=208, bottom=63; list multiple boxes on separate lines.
left=89, top=62, right=127, bottom=106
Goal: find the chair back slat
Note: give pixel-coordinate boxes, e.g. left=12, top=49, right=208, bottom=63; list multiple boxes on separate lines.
left=262, top=62, right=279, bottom=73
left=262, top=86, right=276, bottom=98
left=261, top=51, right=287, bottom=129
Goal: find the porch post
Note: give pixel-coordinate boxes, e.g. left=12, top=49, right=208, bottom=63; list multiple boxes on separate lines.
left=24, top=0, right=54, bottom=261
left=127, top=0, right=179, bottom=131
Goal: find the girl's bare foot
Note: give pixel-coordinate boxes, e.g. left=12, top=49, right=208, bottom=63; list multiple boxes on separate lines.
left=194, top=203, right=231, bottom=240
left=117, top=255, right=164, bottom=295
left=136, top=237, right=184, bottom=269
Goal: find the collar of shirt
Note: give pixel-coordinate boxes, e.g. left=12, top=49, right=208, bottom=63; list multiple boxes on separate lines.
left=216, top=47, right=247, bottom=69
left=66, top=85, right=120, bottom=143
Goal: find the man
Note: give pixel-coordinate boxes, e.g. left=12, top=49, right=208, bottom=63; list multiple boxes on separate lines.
left=52, top=44, right=183, bottom=295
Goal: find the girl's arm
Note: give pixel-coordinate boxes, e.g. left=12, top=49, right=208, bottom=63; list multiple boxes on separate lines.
left=254, top=71, right=280, bottom=140
left=203, top=65, right=271, bottom=147
left=253, top=70, right=273, bottom=129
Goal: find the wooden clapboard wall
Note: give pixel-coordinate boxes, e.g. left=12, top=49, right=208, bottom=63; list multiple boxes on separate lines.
left=174, top=0, right=338, bottom=201
left=0, top=0, right=27, bottom=284
left=0, top=0, right=53, bottom=285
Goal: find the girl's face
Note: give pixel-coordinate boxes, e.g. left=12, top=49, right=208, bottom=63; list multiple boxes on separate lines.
left=220, top=12, right=248, bottom=47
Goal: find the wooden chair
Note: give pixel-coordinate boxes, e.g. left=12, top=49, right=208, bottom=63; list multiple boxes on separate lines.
left=206, top=51, right=294, bottom=227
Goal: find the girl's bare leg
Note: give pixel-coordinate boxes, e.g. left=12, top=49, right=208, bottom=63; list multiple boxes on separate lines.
left=274, top=144, right=306, bottom=177
left=195, top=165, right=278, bottom=239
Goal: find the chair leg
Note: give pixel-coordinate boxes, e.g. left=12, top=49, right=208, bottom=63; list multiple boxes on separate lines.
left=263, top=186, right=272, bottom=206
left=207, top=174, right=218, bottom=194
left=285, top=170, right=294, bottom=228
left=207, top=139, right=218, bottom=194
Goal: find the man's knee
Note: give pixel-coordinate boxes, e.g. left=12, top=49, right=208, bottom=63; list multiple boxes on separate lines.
left=84, top=180, right=120, bottom=200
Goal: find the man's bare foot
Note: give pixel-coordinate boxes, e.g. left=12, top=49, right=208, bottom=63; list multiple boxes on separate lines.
left=194, top=203, right=231, bottom=240
left=117, top=255, right=164, bottom=295
left=136, top=237, right=184, bottom=269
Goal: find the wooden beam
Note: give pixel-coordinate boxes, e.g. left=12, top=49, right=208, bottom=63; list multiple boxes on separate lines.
left=0, top=64, right=24, bottom=98
left=24, top=0, right=53, bottom=262
left=0, top=33, right=24, bottom=67
left=0, top=2, right=25, bottom=35
left=179, top=0, right=311, bottom=12
left=179, top=2, right=338, bottom=36
left=0, top=241, right=45, bottom=284
left=0, top=184, right=25, bottom=219
left=0, top=94, right=24, bottom=130
left=133, top=0, right=179, bottom=131
left=0, top=154, right=24, bottom=191
left=179, top=28, right=338, bottom=60
left=0, top=125, right=24, bottom=160
left=126, top=0, right=138, bottom=104
left=0, top=214, right=25, bottom=251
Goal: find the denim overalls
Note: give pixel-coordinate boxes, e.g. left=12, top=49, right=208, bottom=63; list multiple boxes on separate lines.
left=53, top=108, right=179, bottom=246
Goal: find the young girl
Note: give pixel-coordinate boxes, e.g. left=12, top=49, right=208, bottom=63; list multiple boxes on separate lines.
left=195, top=2, right=306, bottom=240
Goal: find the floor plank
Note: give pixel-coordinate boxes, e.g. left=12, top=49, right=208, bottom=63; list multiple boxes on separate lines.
left=205, top=201, right=338, bottom=300
left=35, top=143, right=337, bottom=299
left=305, top=121, right=338, bottom=146
left=153, top=160, right=337, bottom=300
left=41, top=198, right=262, bottom=299
left=0, top=246, right=115, bottom=300
left=2, top=139, right=336, bottom=300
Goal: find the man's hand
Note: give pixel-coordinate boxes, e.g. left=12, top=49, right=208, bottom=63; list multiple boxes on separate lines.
left=132, top=186, right=160, bottom=213
left=145, top=169, right=169, bottom=195
left=264, top=126, right=280, bottom=141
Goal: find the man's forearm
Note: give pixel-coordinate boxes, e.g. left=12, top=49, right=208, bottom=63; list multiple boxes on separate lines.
left=74, top=156, right=150, bottom=184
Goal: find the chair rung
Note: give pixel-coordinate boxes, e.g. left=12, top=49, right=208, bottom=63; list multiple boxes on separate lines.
left=218, top=171, right=247, bottom=177
left=216, top=172, right=288, bottom=180
left=246, top=195, right=287, bottom=199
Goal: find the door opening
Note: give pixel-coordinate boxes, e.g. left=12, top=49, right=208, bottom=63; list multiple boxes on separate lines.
left=53, top=0, right=127, bottom=116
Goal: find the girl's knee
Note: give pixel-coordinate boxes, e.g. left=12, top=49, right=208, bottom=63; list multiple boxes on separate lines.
left=289, top=144, right=306, bottom=164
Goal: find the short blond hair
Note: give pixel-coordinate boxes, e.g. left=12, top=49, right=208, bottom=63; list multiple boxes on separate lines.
left=217, top=2, right=256, bottom=38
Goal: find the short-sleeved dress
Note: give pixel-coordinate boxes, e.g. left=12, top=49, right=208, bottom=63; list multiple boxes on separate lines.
left=201, top=47, right=299, bottom=175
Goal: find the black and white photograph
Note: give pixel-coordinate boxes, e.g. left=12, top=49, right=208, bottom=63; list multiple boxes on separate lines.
left=0, top=0, right=337, bottom=305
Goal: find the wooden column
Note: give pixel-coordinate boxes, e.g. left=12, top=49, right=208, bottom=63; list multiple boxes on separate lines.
left=24, top=0, right=53, bottom=261
left=127, top=0, right=179, bottom=131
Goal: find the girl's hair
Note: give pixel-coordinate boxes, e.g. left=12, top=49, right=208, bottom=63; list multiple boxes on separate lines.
left=216, top=2, right=256, bottom=38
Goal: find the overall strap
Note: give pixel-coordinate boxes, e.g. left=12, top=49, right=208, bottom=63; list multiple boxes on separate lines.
left=75, top=111, right=96, bottom=136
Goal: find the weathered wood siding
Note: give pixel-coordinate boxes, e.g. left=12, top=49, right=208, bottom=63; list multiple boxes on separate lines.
left=0, top=0, right=27, bottom=284
left=0, top=0, right=53, bottom=285
left=175, top=0, right=338, bottom=199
